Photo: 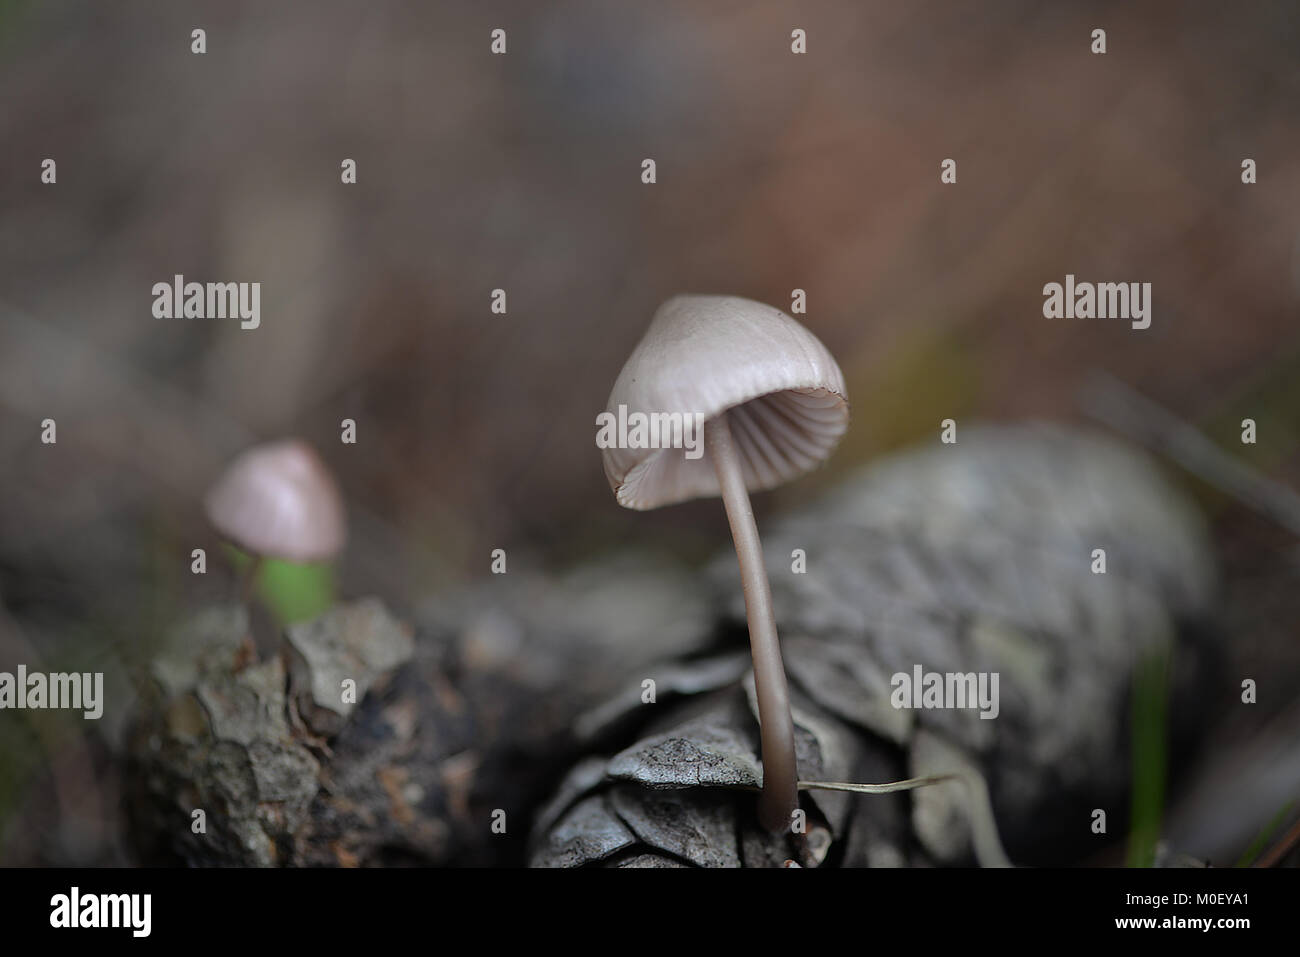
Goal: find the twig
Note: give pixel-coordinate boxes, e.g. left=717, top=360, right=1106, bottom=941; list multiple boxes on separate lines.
left=801, top=772, right=1013, bottom=868
left=1080, top=371, right=1300, bottom=538
left=1255, top=812, right=1300, bottom=868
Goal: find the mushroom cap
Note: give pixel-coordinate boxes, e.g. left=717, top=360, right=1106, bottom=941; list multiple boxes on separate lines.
left=204, top=439, right=346, bottom=562
left=602, top=295, right=849, bottom=510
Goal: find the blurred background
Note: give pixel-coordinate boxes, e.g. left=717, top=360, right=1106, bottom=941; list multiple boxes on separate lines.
left=1, top=0, right=1298, bottom=865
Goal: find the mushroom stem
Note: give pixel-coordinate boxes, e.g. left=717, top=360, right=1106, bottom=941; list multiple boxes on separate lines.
left=239, top=555, right=264, bottom=605
left=237, top=554, right=272, bottom=653
left=706, top=411, right=799, bottom=832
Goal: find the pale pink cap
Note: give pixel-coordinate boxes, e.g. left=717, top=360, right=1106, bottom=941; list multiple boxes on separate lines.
left=603, top=295, right=849, bottom=510
left=204, top=439, right=346, bottom=562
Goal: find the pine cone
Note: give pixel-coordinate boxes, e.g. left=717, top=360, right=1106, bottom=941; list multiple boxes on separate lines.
left=530, top=424, right=1216, bottom=867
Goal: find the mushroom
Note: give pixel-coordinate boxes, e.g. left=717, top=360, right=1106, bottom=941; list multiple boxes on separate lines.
left=204, top=438, right=346, bottom=621
left=600, top=294, right=849, bottom=831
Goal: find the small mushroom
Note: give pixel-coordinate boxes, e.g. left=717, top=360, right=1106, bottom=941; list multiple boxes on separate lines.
left=205, top=438, right=346, bottom=564
left=204, top=439, right=346, bottom=645
left=601, top=294, right=849, bottom=832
